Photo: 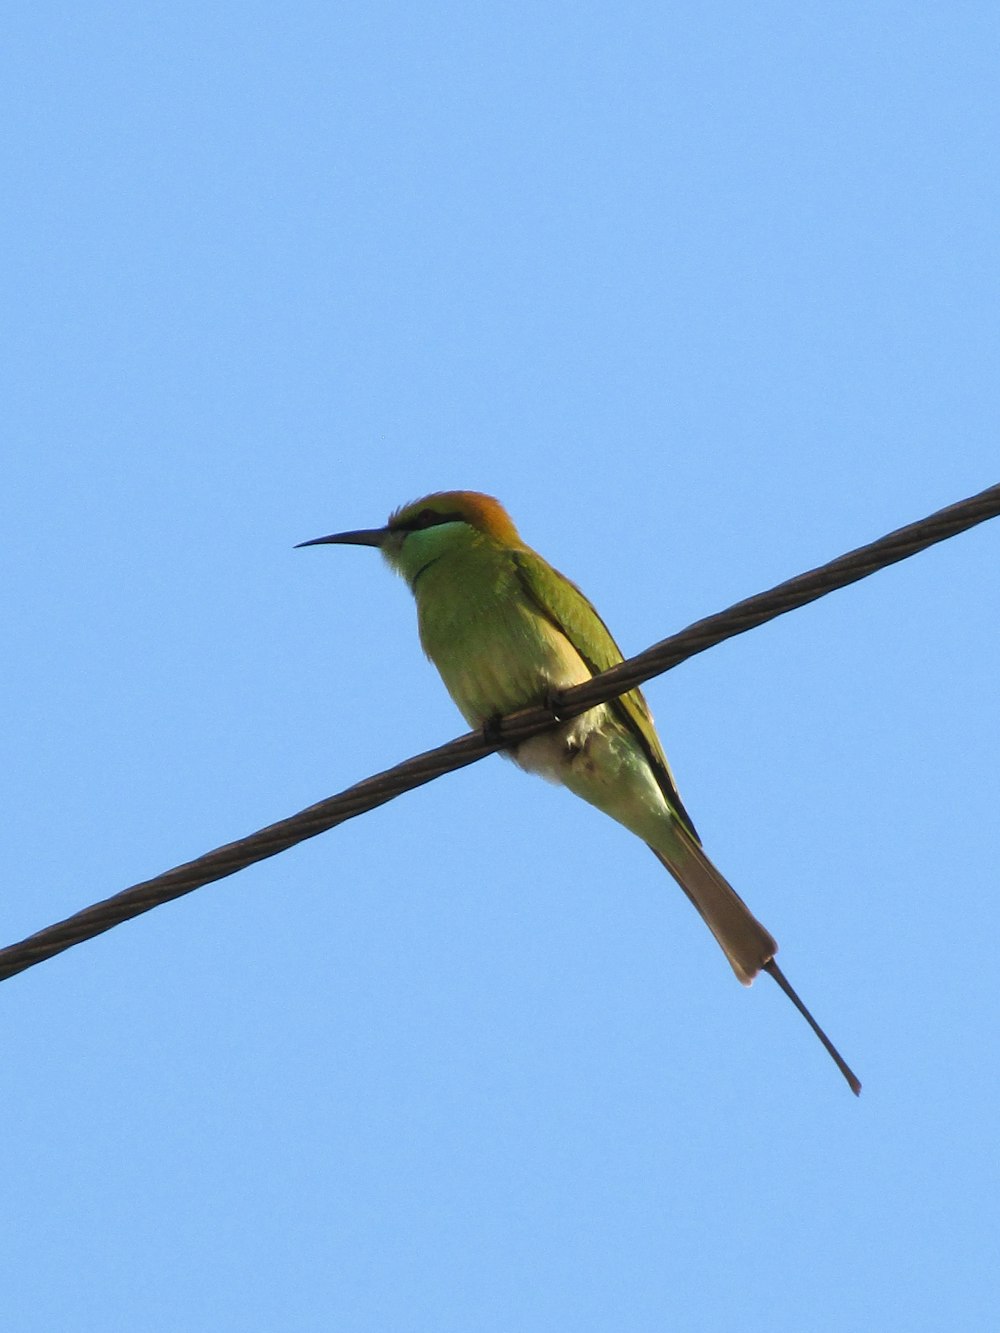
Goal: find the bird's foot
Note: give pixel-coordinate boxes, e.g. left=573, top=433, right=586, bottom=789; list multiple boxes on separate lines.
left=542, top=687, right=568, bottom=722
left=481, top=713, right=506, bottom=746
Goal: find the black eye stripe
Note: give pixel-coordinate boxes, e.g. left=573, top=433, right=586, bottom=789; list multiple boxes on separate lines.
left=397, top=509, right=465, bottom=533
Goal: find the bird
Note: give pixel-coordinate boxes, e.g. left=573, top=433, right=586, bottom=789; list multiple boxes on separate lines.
left=298, top=491, right=860, bottom=1094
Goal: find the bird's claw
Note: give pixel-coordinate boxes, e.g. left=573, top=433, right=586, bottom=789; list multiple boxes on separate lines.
left=542, top=687, right=567, bottom=722
left=482, top=691, right=565, bottom=749
left=481, top=713, right=506, bottom=745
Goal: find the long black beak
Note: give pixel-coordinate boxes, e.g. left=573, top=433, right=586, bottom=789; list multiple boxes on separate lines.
left=295, top=527, right=387, bottom=549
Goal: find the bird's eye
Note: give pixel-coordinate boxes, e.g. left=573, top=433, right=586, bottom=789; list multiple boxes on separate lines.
left=411, top=509, right=441, bottom=529
left=393, top=507, right=463, bottom=535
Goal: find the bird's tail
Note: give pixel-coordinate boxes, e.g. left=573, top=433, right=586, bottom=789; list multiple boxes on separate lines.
left=652, top=823, right=861, bottom=1093
left=650, top=824, right=776, bottom=985
left=650, top=821, right=864, bottom=1093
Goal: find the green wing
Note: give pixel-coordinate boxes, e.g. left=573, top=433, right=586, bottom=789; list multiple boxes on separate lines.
left=512, top=549, right=699, bottom=842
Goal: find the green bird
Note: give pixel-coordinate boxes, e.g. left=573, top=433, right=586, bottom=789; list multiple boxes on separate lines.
left=299, top=491, right=860, bottom=1094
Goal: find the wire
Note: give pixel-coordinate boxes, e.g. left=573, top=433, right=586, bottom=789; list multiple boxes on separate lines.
left=1, top=481, right=997, bottom=984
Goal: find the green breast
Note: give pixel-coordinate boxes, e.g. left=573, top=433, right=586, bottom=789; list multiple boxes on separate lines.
left=413, top=546, right=571, bottom=724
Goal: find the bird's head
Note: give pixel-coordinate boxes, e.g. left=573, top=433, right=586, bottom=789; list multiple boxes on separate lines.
left=297, top=491, right=522, bottom=586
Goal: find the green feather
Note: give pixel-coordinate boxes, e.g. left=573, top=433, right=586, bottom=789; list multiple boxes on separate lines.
left=511, top=549, right=699, bottom=842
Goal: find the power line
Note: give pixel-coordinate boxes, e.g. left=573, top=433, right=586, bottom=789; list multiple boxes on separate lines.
left=1, top=482, right=997, bottom=984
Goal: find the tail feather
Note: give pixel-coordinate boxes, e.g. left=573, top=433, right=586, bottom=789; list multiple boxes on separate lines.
left=652, top=825, right=862, bottom=1094
left=650, top=826, right=776, bottom=985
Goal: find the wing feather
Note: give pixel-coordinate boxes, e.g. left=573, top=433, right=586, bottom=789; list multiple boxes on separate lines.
left=512, top=549, right=700, bottom=841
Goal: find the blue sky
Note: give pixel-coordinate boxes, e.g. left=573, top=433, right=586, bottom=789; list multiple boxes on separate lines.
left=3, top=3, right=999, bottom=1329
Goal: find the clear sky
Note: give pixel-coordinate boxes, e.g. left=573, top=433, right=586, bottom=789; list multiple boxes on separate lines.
left=3, top=3, right=999, bottom=1330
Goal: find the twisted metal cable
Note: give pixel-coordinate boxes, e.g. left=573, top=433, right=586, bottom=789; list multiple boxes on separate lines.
left=1, top=482, right=997, bottom=984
